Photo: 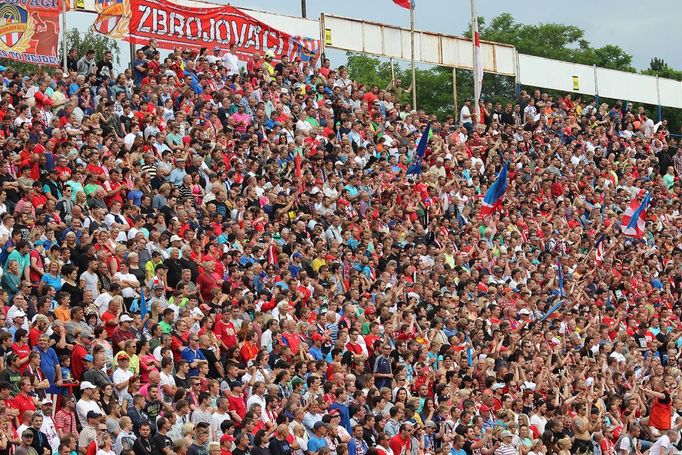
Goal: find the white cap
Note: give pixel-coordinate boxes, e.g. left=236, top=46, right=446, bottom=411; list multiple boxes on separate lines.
left=13, top=310, right=26, bottom=318
left=80, top=381, right=96, bottom=391
left=170, top=235, right=182, bottom=242
left=519, top=308, right=531, bottom=315
left=120, top=314, right=133, bottom=323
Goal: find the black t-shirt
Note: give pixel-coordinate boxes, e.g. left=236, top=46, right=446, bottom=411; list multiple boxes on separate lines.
left=200, top=348, right=221, bottom=379
left=145, top=399, right=163, bottom=428
left=174, top=374, right=190, bottom=390
left=232, top=448, right=250, bottom=455
left=268, top=438, right=292, bottom=455
left=133, top=437, right=153, bottom=455
left=0, top=367, right=21, bottom=392
left=150, top=433, right=172, bottom=455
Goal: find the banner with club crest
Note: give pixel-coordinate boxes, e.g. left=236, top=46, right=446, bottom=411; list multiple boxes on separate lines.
left=92, top=0, right=320, bottom=63
left=0, top=0, right=63, bottom=66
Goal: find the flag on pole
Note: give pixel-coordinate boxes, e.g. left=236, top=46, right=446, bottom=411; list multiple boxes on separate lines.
left=295, top=153, right=303, bottom=193
left=540, top=299, right=563, bottom=322
left=600, top=193, right=605, bottom=224
left=595, top=234, right=605, bottom=266
left=473, top=13, right=483, bottom=102
left=621, top=192, right=651, bottom=238
left=140, top=287, right=147, bottom=319
left=557, top=257, right=565, bottom=297
left=406, top=122, right=431, bottom=175
left=392, top=0, right=413, bottom=8
left=480, top=162, right=508, bottom=217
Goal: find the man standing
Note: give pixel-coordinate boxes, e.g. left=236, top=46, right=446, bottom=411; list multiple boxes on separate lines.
left=221, top=44, right=240, bottom=75
left=113, top=353, right=134, bottom=399
left=372, top=345, right=392, bottom=389
left=75, top=382, right=101, bottom=427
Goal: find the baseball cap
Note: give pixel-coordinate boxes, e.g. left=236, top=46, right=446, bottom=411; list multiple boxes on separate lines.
left=41, top=398, right=53, bottom=405
left=313, top=421, right=327, bottom=430
left=117, top=352, right=129, bottom=361
left=500, top=430, right=513, bottom=438
left=86, top=410, right=101, bottom=419
left=83, top=354, right=94, bottom=362
left=220, top=434, right=235, bottom=443
left=80, top=381, right=96, bottom=391
left=119, top=314, right=133, bottom=322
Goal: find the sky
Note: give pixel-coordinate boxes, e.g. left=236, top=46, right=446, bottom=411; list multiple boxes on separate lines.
left=67, top=0, right=682, bottom=71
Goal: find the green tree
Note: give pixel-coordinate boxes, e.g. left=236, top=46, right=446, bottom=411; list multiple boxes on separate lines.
left=468, top=13, right=635, bottom=72
left=0, top=28, right=120, bottom=75
left=643, top=57, right=682, bottom=81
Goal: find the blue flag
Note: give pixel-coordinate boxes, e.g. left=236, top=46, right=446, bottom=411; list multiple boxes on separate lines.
left=557, top=257, right=565, bottom=297
left=480, top=162, right=509, bottom=217
left=406, top=122, right=431, bottom=175
left=540, top=300, right=563, bottom=322
left=140, top=287, right=147, bottom=319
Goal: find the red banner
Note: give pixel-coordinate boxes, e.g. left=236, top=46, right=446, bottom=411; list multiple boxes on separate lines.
left=94, top=0, right=320, bottom=63
left=0, top=0, right=61, bottom=66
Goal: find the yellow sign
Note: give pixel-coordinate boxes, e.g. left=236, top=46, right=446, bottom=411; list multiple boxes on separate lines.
left=75, top=0, right=85, bottom=9
left=325, top=28, right=332, bottom=46
left=572, top=75, right=579, bottom=91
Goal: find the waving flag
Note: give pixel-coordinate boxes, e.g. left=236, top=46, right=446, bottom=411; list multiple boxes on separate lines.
left=480, top=162, right=508, bottom=217
left=540, top=299, right=563, bottom=322
left=392, top=0, right=413, bottom=8
left=621, top=192, right=651, bottom=238
left=595, top=234, right=605, bottom=266
left=406, top=122, right=431, bottom=175
left=557, top=257, right=565, bottom=297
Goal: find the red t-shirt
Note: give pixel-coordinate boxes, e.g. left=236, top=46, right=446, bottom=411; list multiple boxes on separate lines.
left=12, top=343, right=30, bottom=373
left=227, top=393, right=246, bottom=422
left=101, top=311, right=118, bottom=337
left=71, top=344, right=88, bottom=381
left=215, top=319, right=237, bottom=349
left=12, top=393, right=35, bottom=417
left=389, top=434, right=410, bottom=455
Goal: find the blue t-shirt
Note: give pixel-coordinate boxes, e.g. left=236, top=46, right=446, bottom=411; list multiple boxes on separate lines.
left=37, top=347, right=60, bottom=393
left=181, top=347, right=207, bottom=376
left=41, top=273, right=62, bottom=291
left=307, top=436, right=327, bottom=453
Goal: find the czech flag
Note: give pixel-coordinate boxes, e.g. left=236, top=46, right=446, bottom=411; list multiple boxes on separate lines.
left=392, top=0, right=413, bottom=8
left=480, top=162, right=508, bottom=217
left=621, top=192, right=651, bottom=238
left=406, top=122, right=431, bottom=175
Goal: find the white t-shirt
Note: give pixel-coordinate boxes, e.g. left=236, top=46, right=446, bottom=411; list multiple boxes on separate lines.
left=529, top=414, right=548, bottom=435
left=76, top=398, right=104, bottom=427
left=222, top=53, right=240, bottom=75
left=114, top=272, right=139, bottom=298
left=159, top=370, right=176, bottom=395
left=460, top=105, right=472, bottom=124
left=648, top=434, right=671, bottom=455
left=112, top=367, right=134, bottom=396
left=80, top=271, right=100, bottom=299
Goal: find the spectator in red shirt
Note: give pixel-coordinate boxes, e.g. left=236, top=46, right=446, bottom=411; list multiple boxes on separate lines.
left=71, top=331, right=94, bottom=381
left=227, top=381, right=246, bottom=426
left=388, top=423, right=413, bottom=455
left=12, top=377, right=37, bottom=417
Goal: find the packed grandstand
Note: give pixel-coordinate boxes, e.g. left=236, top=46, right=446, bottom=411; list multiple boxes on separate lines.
left=0, top=30, right=678, bottom=455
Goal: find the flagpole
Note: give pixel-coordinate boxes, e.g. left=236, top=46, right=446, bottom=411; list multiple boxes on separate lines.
left=409, top=0, right=416, bottom=111
left=61, top=0, right=67, bottom=73
left=470, top=0, right=480, bottom=123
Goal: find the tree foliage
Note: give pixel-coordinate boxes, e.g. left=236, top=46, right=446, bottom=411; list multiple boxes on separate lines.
left=467, top=13, right=635, bottom=72
left=0, top=28, right=120, bottom=75
left=643, top=57, right=682, bottom=82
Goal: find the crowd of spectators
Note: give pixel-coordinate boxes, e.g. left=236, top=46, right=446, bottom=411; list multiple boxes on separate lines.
left=0, top=35, right=678, bottom=455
